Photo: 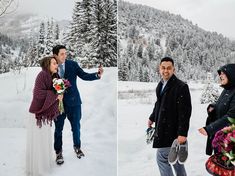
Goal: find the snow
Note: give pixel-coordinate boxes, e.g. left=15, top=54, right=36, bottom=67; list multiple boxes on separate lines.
left=118, top=81, right=214, bottom=176
left=0, top=66, right=223, bottom=176
left=160, top=36, right=167, bottom=53
left=0, top=67, right=117, bottom=176
left=120, top=40, right=128, bottom=50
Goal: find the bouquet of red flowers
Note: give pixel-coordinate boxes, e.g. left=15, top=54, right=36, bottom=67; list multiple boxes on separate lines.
left=53, top=78, right=71, bottom=114
left=206, top=117, right=235, bottom=176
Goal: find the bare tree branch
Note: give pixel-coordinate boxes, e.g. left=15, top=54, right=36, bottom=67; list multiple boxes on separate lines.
left=0, top=0, right=19, bottom=17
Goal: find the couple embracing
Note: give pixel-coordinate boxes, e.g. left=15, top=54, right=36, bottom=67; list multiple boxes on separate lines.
left=26, top=45, right=104, bottom=176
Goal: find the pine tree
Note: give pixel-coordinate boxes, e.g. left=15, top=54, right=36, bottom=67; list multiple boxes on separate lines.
left=103, top=0, right=117, bottom=66
left=54, top=23, right=60, bottom=41
left=118, top=60, right=128, bottom=81
left=27, top=44, right=38, bottom=67
left=81, top=0, right=93, bottom=44
left=89, top=0, right=106, bottom=67
left=38, top=22, right=45, bottom=58
left=142, top=48, right=149, bottom=66
left=165, top=45, right=172, bottom=57
left=128, top=26, right=139, bottom=39
left=143, top=67, right=150, bottom=82
left=127, top=41, right=134, bottom=58
left=78, top=0, right=117, bottom=67
left=147, top=38, right=155, bottom=61
left=139, top=66, right=144, bottom=82
left=137, top=43, right=143, bottom=58
left=67, top=1, right=84, bottom=58
left=24, top=30, right=39, bottom=67
left=200, top=72, right=220, bottom=104
left=45, top=20, right=54, bottom=55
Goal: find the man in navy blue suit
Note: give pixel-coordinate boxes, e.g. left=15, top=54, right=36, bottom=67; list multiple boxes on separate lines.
left=52, top=45, right=103, bottom=165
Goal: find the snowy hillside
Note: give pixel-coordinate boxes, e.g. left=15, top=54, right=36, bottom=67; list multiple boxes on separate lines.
left=0, top=67, right=117, bottom=176
left=118, top=81, right=222, bottom=176
left=118, top=0, right=235, bottom=82
left=0, top=13, right=70, bottom=39
left=0, top=14, right=70, bottom=74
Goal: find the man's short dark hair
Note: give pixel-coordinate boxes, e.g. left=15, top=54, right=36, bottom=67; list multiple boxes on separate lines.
left=160, top=57, right=174, bottom=66
left=52, top=45, right=66, bottom=55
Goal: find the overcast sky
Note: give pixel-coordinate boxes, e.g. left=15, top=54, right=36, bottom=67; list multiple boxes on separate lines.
left=16, top=0, right=76, bottom=20
left=125, top=0, right=235, bottom=40
left=14, top=0, right=235, bottom=39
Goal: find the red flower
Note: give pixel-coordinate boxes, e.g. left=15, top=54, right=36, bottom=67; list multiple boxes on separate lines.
left=55, top=85, right=61, bottom=91
left=221, top=156, right=228, bottom=161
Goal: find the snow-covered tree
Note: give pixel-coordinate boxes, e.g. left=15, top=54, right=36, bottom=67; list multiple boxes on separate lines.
left=200, top=72, right=220, bottom=104
left=143, top=67, right=150, bottom=82
left=118, top=1, right=235, bottom=81
left=38, top=22, right=45, bottom=58
left=45, top=20, right=54, bottom=55
left=54, top=23, right=60, bottom=41
left=67, top=0, right=117, bottom=67
left=137, top=43, right=143, bottom=58
left=118, top=60, right=128, bottom=81
left=147, top=38, right=155, bottom=61
left=139, top=66, right=144, bottom=82
left=103, top=0, right=117, bottom=66
left=67, top=1, right=83, bottom=58
left=81, top=0, right=94, bottom=44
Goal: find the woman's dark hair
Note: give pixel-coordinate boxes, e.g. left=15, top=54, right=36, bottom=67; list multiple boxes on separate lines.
left=52, top=45, right=66, bottom=55
left=39, top=56, right=57, bottom=73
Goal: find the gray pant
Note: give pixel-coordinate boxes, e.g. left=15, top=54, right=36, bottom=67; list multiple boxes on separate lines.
left=156, top=147, right=187, bottom=176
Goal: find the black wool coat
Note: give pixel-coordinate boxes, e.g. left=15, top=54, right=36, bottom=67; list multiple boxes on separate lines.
left=205, top=88, right=235, bottom=155
left=204, top=64, right=235, bottom=155
left=149, top=74, right=192, bottom=148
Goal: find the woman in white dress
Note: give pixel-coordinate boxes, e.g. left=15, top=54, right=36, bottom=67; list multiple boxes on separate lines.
left=26, top=56, right=62, bottom=176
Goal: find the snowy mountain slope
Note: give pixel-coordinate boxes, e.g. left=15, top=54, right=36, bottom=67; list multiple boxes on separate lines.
left=118, top=81, right=215, bottom=176
left=0, top=13, right=70, bottom=39
left=118, top=0, right=235, bottom=82
left=0, top=67, right=117, bottom=176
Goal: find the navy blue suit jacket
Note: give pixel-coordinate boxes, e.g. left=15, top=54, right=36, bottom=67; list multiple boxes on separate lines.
left=63, top=59, right=99, bottom=106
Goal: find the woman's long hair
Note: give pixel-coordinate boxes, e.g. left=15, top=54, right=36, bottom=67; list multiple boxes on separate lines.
left=39, top=56, right=59, bottom=78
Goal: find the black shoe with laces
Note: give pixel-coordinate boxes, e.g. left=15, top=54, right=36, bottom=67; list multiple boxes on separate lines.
left=56, top=151, right=64, bottom=165
left=74, top=147, right=85, bottom=159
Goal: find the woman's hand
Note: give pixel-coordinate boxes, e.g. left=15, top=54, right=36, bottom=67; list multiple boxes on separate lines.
left=57, top=94, right=63, bottom=101
left=198, top=128, right=208, bottom=136
left=148, top=119, right=154, bottom=128
left=98, top=64, right=104, bottom=78
left=208, top=106, right=214, bottom=113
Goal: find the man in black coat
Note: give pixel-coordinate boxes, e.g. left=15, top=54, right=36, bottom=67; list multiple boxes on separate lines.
left=148, top=57, right=192, bottom=176
left=199, top=64, right=235, bottom=155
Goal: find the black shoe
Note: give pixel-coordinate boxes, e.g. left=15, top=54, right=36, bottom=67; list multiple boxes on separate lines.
left=56, top=152, right=64, bottom=165
left=74, top=147, right=85, bottom=159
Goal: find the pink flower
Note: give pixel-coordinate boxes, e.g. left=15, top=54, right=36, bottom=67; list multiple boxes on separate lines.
left=222, top=126, right=232, bottom=132
left=212, top=124, right=235, bottom=166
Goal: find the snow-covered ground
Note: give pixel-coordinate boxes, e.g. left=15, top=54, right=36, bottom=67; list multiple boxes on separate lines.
left=118, top=81, right=221, bottom=176
left=0, top=67, right=117, bottom=176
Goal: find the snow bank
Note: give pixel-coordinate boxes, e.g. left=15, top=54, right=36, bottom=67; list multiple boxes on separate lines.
left=0, top=67, right=117, bottom=176
left=118, top=81, right=213, bottom=176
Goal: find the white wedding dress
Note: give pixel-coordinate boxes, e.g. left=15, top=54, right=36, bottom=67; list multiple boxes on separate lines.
left=26, top=114, right=53, bottom=176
